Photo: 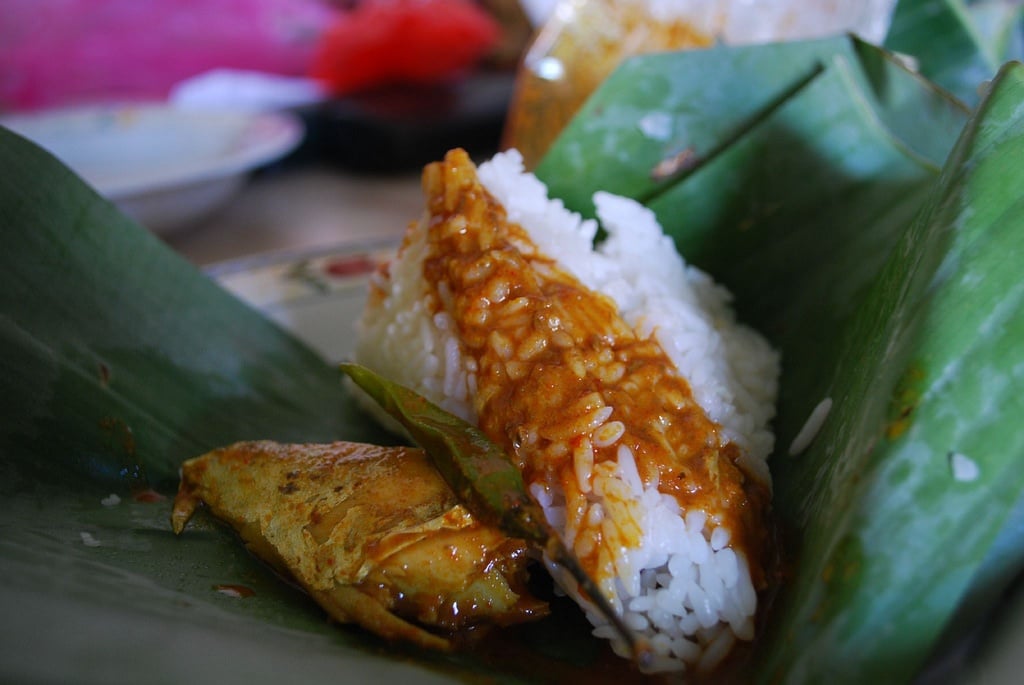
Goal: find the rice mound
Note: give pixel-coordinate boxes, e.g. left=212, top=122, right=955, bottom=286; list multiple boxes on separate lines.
left=354, top=150, right=780, bottom=673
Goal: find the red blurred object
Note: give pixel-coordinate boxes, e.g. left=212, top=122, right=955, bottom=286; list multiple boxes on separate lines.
left=309, top=0, right=502, bottom=95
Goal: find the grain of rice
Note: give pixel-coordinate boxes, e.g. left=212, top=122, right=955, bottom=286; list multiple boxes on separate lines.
left=710, top=526, right=730, bottom=551
left=697, top=629, right=736, bottom=674
left=715, top=547, right=740, bottom=587
left=679, top=611, right=701, bottom=635
left=548, top=441, right=570, bottom=459
left=685, top=510, right=706, bottom=533
left=486, top=278, right=510, bottom=303
left=788, top=397, right=833, bottom=456
left=463, top=256, right=494, bottom=285
left=630, top=594, right=655, bottom=613
left=574, top=438, right=595, bottom=493
left=949, top=451, right=980, bottom=482
left=692, top=589, right=717, bottom=628
left=575, top=528, right=597, bottom=559
left=617, top=445, right=644, bottom=493
left=570, top=390, right=606, bottom=415
left=673, top=636, right=702, bottom=662
left=516, top=330, right=549, bottom=360
left=687, top=528, right=711, bottom=565
left=551, top=330, right=574, bottom=348
left=594, top=404, right=615, bottom=423
left=586, top=502, right=604, bottom=527
left=733, top=616, right=755, bottom=642
left=595, top=361, right=627, bottom=384
left=593, top=420, right=626, bottom=447
left=542, top=403, right=612, bottom=441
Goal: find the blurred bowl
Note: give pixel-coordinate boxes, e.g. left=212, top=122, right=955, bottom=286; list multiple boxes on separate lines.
left=1, top=103, right=304, bottom=234
left=298, top=70, right=515, bottom=173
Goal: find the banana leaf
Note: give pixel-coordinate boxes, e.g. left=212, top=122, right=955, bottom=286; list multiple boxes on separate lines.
left=0, top=126, right=422, bottom=683
left=1, top=36, right=1023, bottom=685
left=536, top=37, right=1024, bottom=684
left=0, top=125, right=389, bottom=489
left=884, top=0, right=1024, bottom=106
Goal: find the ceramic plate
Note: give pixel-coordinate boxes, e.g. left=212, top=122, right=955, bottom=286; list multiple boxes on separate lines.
left=2, top=103, right=303, bottom=234
left=210, top=240, right=396, bottom=362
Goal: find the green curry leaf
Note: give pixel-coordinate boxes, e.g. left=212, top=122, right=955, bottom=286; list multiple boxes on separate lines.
left=339, top=363, right=649, bottom=665
left=339, top=363, right=546, bottom=540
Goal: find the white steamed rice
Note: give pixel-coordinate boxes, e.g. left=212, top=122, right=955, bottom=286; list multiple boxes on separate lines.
left=354, top=149, right=780, bottom=673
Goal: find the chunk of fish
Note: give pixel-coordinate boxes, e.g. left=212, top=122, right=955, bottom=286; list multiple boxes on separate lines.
left=171, top=440, right=548, bottom=650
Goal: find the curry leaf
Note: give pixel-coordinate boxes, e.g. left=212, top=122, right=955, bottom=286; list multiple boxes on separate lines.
left=340, top=363, right=546, bottom=539
left=339, top=363, right=648, bottom=664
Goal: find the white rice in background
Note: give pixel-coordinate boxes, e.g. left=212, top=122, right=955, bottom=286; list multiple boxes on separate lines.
left=354, top=150, right=780, bottom=673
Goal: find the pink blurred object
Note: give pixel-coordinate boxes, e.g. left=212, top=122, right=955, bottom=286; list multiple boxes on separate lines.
left=0, top=0, right=338, bottom=111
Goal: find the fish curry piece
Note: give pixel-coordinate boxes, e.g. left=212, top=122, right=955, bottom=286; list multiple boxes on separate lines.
left=171, top=440, right=548, bottom=650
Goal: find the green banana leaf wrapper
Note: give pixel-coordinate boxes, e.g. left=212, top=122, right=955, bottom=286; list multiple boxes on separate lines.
left=537, top=33, right=1024, bottom=684
left=884, top=0, right=1024, bottom=107
left=1, top=27, right=1022, bottom=685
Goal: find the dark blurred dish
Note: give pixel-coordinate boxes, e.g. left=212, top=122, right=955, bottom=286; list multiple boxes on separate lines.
left=297, top=70, right=516, bottom=172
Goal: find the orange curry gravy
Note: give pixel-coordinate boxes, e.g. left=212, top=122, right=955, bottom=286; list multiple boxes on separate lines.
left=419, top=149, right=771, bottom=589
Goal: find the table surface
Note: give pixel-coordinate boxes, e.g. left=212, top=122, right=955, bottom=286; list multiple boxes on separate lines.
left=163, top=162, right=423, bottom=267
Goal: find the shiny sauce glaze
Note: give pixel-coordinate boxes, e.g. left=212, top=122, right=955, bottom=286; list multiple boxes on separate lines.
left=420, top=149, right=770, bottom=589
